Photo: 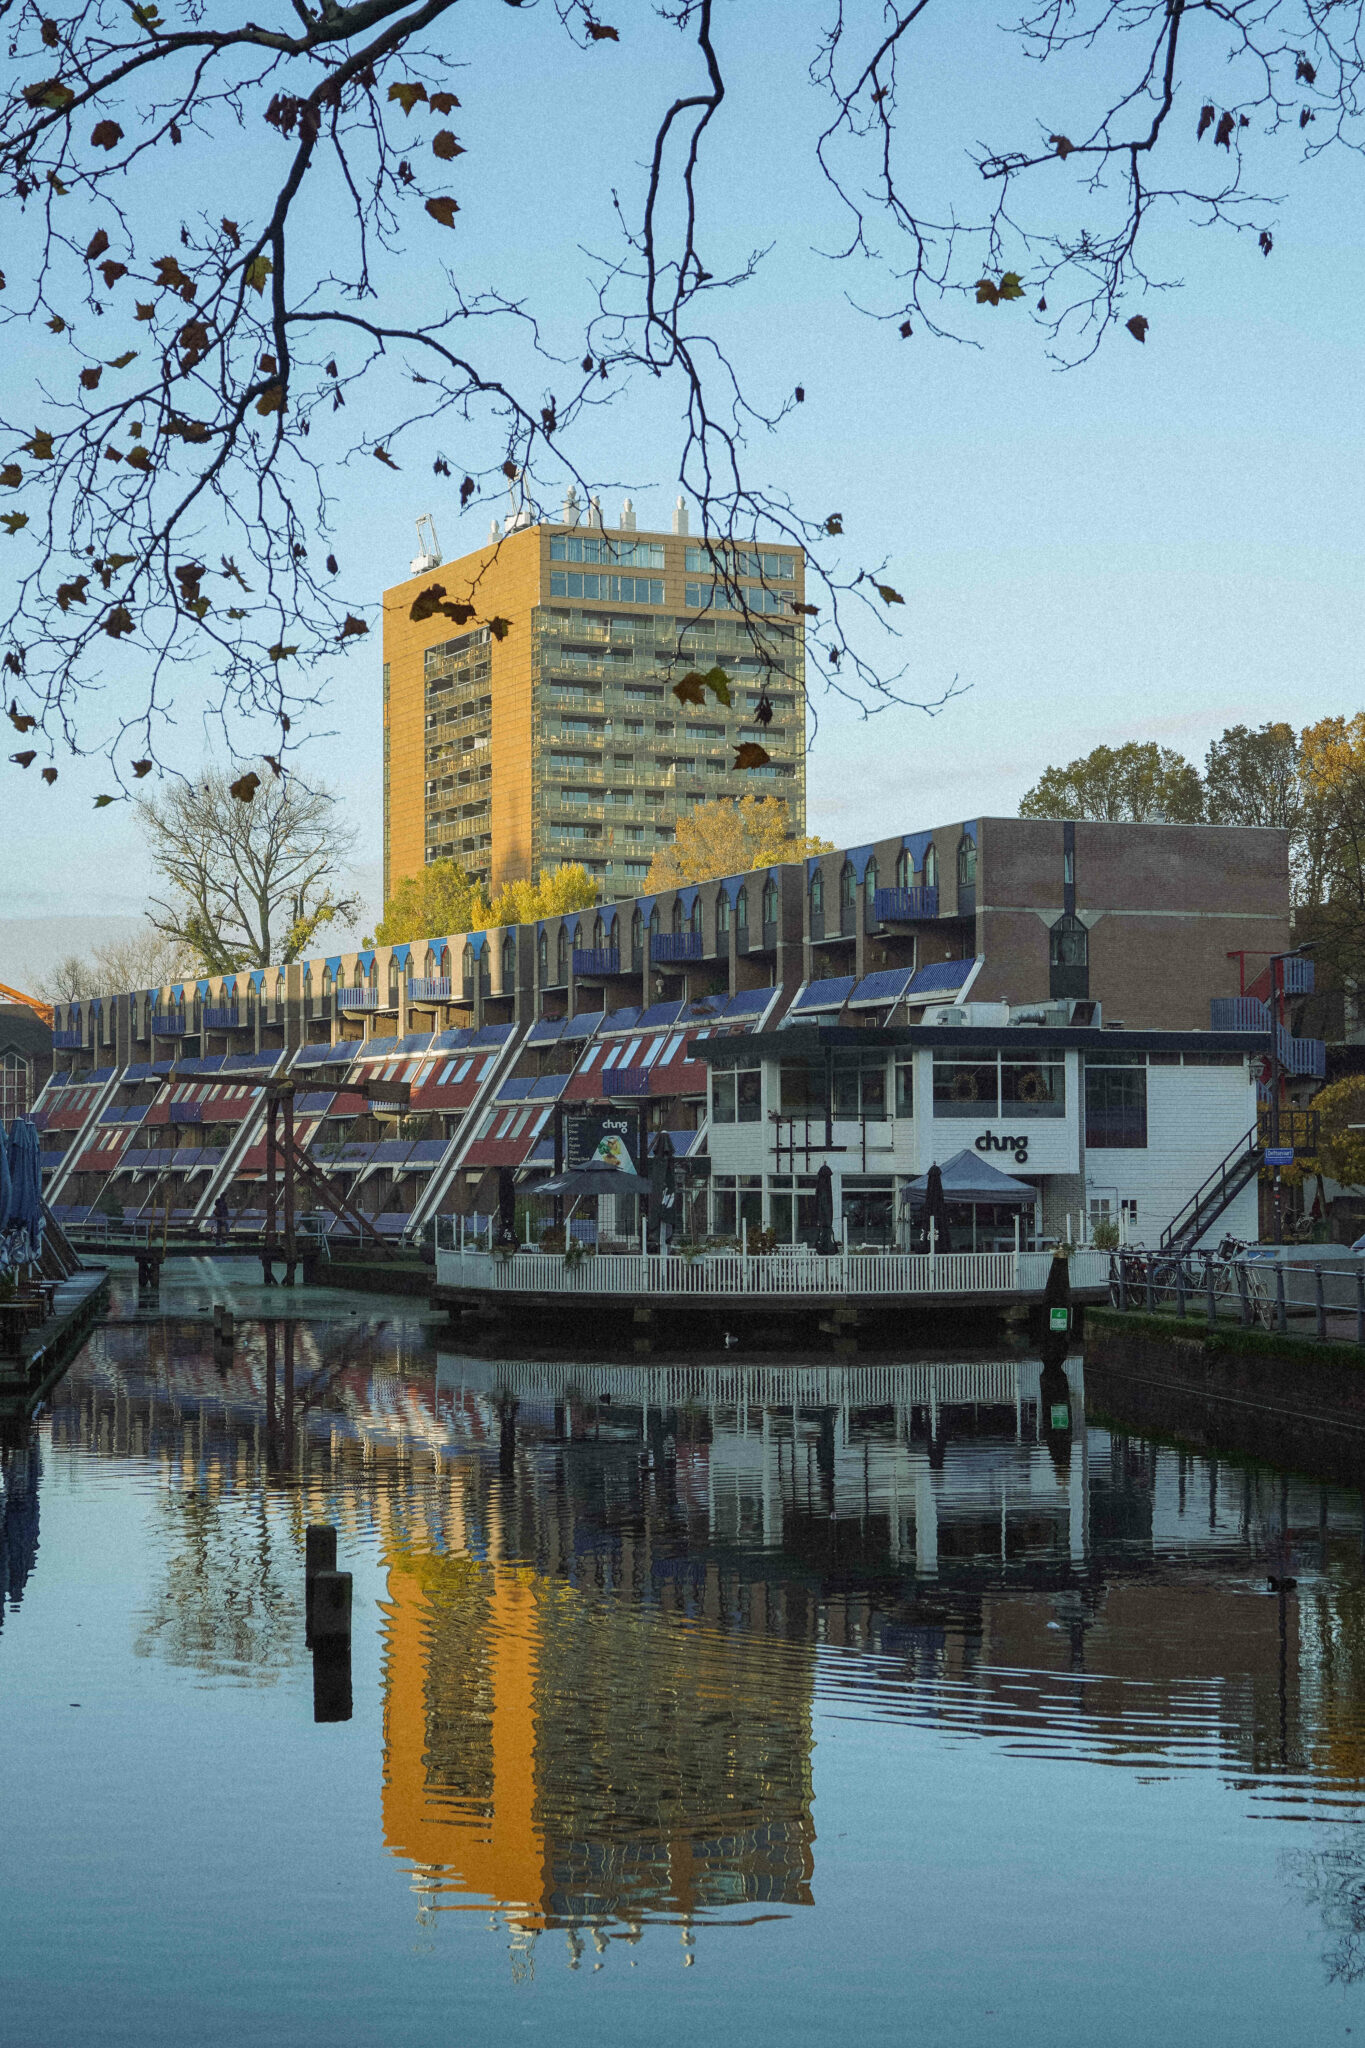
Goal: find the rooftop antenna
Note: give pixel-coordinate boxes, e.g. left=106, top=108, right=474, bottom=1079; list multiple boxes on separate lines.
left=411, top=514, right=442, bottom=574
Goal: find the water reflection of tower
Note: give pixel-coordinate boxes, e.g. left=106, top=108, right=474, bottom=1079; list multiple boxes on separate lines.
left=381, top=1456, right=817, bottom=1931
left=0, top=1439, right=41, bottom=1633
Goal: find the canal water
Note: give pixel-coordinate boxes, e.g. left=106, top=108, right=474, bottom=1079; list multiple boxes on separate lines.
left=3, top=1259, right=1365, bottom=2045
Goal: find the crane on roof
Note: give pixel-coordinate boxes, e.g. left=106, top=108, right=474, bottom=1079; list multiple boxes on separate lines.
left=0, top=982, right=55, bottom=1027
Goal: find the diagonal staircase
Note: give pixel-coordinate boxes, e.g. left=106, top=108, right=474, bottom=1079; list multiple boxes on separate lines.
left=1159, top=1126, right=1263, bottom=1255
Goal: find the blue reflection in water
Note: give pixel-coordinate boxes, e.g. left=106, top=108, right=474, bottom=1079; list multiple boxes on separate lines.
left=1, top=1288, right=1364, bottom=2046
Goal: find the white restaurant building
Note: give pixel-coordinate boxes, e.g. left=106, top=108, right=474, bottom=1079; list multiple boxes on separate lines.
left=697, top=1003, right=1267, bottom=1251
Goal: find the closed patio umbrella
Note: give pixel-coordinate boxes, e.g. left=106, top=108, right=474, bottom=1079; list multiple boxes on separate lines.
left=649, top=1132, right=678, bottom=1252
left=5, top=1119, right=44, bottom=1262
left=814, top=1161, right=837, bottom=1256
left=925, top=1161, right=952, bottom=1255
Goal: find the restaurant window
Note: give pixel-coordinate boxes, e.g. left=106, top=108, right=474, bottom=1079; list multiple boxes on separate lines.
left=711, top=1175, right=762, bottom=1239
left=833, top=1052, right=887, bottom=1120
left=712, top=1066, right=761, bottom=1123
left=933, top=1059, right=1000, bottom=1118
left=864, top=857, right=878, bottom=919
left=1001, top=1060, right=1065, bottom=1118
left=1085, top=1058, right=1147, bottom=1148
left=896, top=846, right=910, bottom=889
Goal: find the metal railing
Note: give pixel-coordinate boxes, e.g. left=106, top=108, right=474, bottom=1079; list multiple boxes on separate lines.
left=435, top=1240, right=1112, bottom=1299
left=651, top=931, right=703, bottom=963
left=573, top=948, right=621, bottom=978
left=150, top=1011, right=187, bottom=1035
left=603, top=1067, right=650, bottom=1095
left=336, top=988, right=379, bottom=1010
left=53, top=1029, right=84, bottom=1049
left=1108, top=1247, right=1365, bottom=1344
left=408, top=977, right=452, bottom=1001
left=202, top=1006, right=240, bottom=1029
left=874, top=885, right=939, bottom=921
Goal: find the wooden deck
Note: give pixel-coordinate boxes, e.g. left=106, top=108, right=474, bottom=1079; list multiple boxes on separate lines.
left=0, top=1268, right=110, bottom=1422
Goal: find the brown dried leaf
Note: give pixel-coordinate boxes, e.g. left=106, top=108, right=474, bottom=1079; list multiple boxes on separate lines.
left=1126, top=314, right=1149, bottom=343
left=432, top=130, right=465, bottom=160
left=103, top=605, right=135, bottom=637
left=672, top=673, right=707, bottom=706
left=98, top=260, right=127, bottom=289
left=373, top=444, right=399, bottom=469
left=79, top=366, right=102, bottom=390
left=337, top=614, right=369, bottom=640
left=90, top=120, right=123, bottom=150
left=733, top=742, right=771, bottom=771
left=229, top=771, right=260, bottom=802
left=10, top=751, right=36, bottom=768
left=425, top=196, right=459, bottom=228
left=387, top=81, right=427, bottom=114
left=85, top=230, right=111, bottom=261
left=429, top=91, right=460, bottom=114
left=132, top=759, right=153, bottom=778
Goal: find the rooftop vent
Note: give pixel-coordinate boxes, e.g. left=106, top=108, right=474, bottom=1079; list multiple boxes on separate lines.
left=672, top=494, right=689, bottom=536
left=620, top=497, right=637, bottom=531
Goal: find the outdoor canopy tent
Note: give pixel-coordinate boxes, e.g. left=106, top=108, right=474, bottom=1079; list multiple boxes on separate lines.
left=900, top=1149, right=1037, bottom=1208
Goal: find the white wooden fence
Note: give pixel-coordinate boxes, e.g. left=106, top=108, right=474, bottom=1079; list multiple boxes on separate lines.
left=435, top=1244, right=1110, bottom=1300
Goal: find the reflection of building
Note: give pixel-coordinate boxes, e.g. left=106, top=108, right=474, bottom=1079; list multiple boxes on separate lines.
left=0, top=1441, right=41, bottom=1634
left=382, top=1509, right=816, bottom=1927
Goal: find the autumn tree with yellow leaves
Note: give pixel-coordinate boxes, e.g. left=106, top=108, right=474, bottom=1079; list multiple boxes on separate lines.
left=644, top=796, right=831, bottom=891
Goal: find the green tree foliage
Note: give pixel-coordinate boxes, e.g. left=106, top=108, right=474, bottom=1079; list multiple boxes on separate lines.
left=1294, top=1075, right=1365, bottom=1193
left=1204, top=722, right=1301, bottom=830
left=375, top=859, right=597, bottom=944
left=1018, top=742, right=1205, bottom=824
left=645, top=796, right=833, bottom=889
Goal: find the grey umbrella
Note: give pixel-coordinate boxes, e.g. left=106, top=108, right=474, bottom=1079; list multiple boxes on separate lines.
left=536, top=1163, right=652, bottom=1200
left=925, top=1161, right=952, bottom=1254
left=814, top=1160, right=838, bottom=1256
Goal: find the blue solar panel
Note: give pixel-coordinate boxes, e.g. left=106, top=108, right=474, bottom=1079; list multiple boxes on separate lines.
left=793, top=977, right=857, bottom=1011
left=907, top=959, right=971, bottom=996
left=495, top=1077, right=536, bottom=1102
left=724, top=988, right=775, bottom=1016
left=358, top=1036, right=402, bottom=1058
left=431, top=1026, right=475, bottom=1051
left=637, top=1002, right=684, bottom=1029
left=602, top=1006, right=643, bottom=1033
left=562, top=1013, right=603, bottom=1039
left=294, top=1092, right=336, bottom=1115
left=849, top=968, right=915, bottom=1005
left=530, top=1073, right=569, bottom=1097
left=528, top=1018, right=564, bottom=1043
left=474, top=1023, right=514, bottom=1045
left=221, top=1050, right=276, bottom=1070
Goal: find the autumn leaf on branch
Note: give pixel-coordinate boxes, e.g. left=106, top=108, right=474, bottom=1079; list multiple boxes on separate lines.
left=229, top=771, right=260, bottom=802
left=93, top=793, right=117, bottom=808
left=425, top=197, right=459, bottom=228
left=132, top=759, right=153, bottom=777
left=587, top=21, right=620, bottom=40
left=103, top=606, right=135, bottom=637
left=1126, top=314, right=1149, bottom=343
left=8, top=701, right=36, bottom=732
left=432, top=131, right=465, bottom=160
left=1, top=513, right=28, bottom=535
left=41, top=767, right=57, bottom=785
left=874, top=582, right=904, bottom=606
left=672, top=673, right=707, bottom=706
left=373, top=445, right=400, bottom=468
left=488, top=617, right=511, bottom=640
left=90, top=120, right=123, bottom=150
left=429, top=91, right=460, bottom=114
left=267, top=644, right=298, bottom=662
left=388, top=82, right=428, bottom=113
left=336, top=614, right=368, bottom=641
left=733, top=742, right=771, bottom=771
left=1049, top=135, right=1074, bottom=158
left=9, top=750, right=36, bottom=769
left=1197, top=103, right=1216, bottom=139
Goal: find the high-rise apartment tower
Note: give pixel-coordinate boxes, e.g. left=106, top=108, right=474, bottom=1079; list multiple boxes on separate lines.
left=381, top=501, right=807, bottom=903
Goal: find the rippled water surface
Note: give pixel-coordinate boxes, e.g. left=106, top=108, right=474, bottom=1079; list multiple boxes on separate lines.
left=4, top=1257, right=1365, bottom=2044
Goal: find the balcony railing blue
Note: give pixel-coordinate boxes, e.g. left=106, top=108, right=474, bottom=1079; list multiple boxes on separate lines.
left=604, top=1066, right=651, bottom=1095
left=407, top=977, right=451, bottom=1001
left=1210, top=996, right=1269, bottom=1032
left=573, top=947, right=621, bottom=978
left=873, top=885, right=939, bottom=922
left=53, top=1028, right=84, bottom=1049
left=202, top=1006, right=239, bottom=1029
left=150, top=1011, right=187, bottom=1035
left=651, top=931, right=703, bottom=963
left=336, top=987, right=379, bottom=1010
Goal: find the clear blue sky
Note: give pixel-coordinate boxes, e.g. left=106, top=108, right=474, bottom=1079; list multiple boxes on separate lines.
left=2, top=1, right=1360, bottom=935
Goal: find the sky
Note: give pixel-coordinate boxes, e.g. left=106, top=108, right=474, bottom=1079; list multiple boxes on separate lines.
left=1, top=0, right=1361, bottom=978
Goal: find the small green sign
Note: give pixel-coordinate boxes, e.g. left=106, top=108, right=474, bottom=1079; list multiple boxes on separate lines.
left=1050, top=1403, right=1071, bottom=1430
left=1049, top=1306, right=1070, bottom=1332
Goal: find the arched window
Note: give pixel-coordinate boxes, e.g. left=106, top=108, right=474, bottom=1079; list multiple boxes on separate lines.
left=426, top=945, right=441, bottom=979
left=896, top=847, right=910, bottom=890
left=502, top=933, right=516, bottom=987
left=632, top=907, right=644, bottom=960
left=671, top=898, right=684, bottom=935
left=717, top=891, right=731, bottom=937
left=864, top=856, right=878, bottom=920
left=736, top=885, right=749, bottom=931
left=593, top=913, right=605, bottom=950
left=689, top=897, right=702, bottom=935
left=957, top=834, right=977, bottom=888
left=303, top=967, right=314, bottom=1019
left=351, top=962, right=363, bottom=989
left=274, top=971, right=286, bottom=1020
left=556, top=925, right=568, bottom=983
left=462, top=942, right=474, bottom=983
left=537, top=929, right=549, bottom=982
left=923, top=842, right=938, bottom=890
left=1049, top=912, right=1089, bottom=1000
left=321, top=966, right=333, bottom=995
left=388, top=957, right=399, bottom=1001
left=762, top=877, right=778, bottom=927
left=840, top=861, right=857, bottom=930
left=810, top=868, right=824, bottom=916
left=649, top=905, right=660, bottom=939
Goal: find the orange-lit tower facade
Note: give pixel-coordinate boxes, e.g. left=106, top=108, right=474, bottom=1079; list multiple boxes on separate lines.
left=381, top=503, right=808, bottom=907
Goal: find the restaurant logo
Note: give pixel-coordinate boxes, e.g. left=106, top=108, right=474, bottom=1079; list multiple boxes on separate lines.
left=974, top=1131, right=1030, bottom=1163
left=566, top=1111, right=638, bottom=1172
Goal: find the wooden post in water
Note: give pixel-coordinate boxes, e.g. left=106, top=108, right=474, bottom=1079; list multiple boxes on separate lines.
left=310, top=1569, right=352, bottom=1643
left=305, top=1522, right=337, bottom=1640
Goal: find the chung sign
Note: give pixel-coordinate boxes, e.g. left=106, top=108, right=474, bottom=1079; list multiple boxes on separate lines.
left=974, top=1132, right=1030, bottom=1163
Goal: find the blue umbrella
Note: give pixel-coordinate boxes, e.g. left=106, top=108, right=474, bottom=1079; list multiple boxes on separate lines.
left=6, top=1119, right=44, bottom=1258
